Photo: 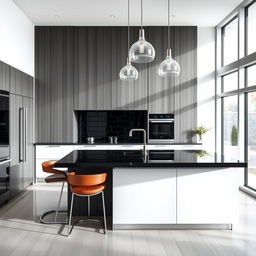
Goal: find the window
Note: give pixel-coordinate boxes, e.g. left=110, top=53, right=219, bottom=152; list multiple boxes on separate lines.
left=223, top=96, right=239, bottom=162
left=246, top=64, right=256, bottom=87
left=246, top=1, right=256, bottom=55
left=216, top=1, right=256, bottom=194
left=222, top=72, right=238, bottom=92
left=222, top=17, right=238, bottom=66
left=247, top=91, right=256, bottom=189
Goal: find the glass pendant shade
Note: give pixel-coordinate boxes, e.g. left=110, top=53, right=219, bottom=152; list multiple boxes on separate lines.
left=158, top=49, right=180, bottom=77
left=119, top=58, right=138, bottom=81
left=129, top=29, right=155, bottom=63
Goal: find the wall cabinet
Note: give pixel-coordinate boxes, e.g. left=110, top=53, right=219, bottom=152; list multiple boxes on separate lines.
left=10, top=94, right=34, bottom=197
left=0, top=61, right=10, bottom=91
left=10, top=67, right=33, bottom=98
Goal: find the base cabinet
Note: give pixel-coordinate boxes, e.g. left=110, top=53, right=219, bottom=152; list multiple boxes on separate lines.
left=176, top=168, right=239, bottom=224
left=113, top=167, right=239, bottom=227
left=113, top=168, right=177, bottom=225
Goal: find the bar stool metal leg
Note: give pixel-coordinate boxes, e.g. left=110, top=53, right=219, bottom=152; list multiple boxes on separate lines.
left=40, top=181, right=67, bottom=224
left=54, top=181, right=65, bottom=222
left=88, top=196, right=90, bottom=217
left=102, top=191, right=107, bottom=234
left=67, top=192, right=74, bottom=237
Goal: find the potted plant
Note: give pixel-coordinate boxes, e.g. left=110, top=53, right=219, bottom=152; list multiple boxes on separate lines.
left=194, top=150, right=210, bottom=158
left=192, top=126, right=210, bottom=143
left=231, top=126, right=238, bottom=146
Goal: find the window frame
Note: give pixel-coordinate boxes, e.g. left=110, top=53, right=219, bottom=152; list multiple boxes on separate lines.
left=245, top=0, right=256, bottom=56
left=221, top=15, right=239, bottom=67
left=216, top=0, right=256, bottom=193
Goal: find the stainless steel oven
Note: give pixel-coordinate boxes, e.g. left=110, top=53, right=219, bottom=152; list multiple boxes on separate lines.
left=148, top=114, right=174, bottom=143
left=148, top=150, right=174, bottom=162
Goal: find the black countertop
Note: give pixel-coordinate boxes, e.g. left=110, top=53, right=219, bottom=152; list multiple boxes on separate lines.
left=55, top=150, right=247, bottom=169
left=35, top=142, right=202, bottom=146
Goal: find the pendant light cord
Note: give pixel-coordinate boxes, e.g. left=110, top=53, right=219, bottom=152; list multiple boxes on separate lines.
left=128, top=0, right=130, bottom=56
left=168, top=0, right=170, bottom=49
left=141, top=0, right=143, bottom=30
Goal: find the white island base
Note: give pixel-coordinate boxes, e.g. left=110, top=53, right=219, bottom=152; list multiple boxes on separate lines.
left=113, top=168, right=239, bottom=230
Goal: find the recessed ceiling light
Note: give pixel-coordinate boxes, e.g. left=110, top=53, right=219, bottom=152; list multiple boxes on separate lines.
left=170, top=14, right=175, bottom=18
left=110, top=14, right=116, bottom=19
left=54, top=14, right=60, bottom=18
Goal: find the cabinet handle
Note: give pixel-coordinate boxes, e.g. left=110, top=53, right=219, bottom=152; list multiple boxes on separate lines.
left=24, top=108, right=27, bottom=162
left=19, top=108, right=24, bottom=163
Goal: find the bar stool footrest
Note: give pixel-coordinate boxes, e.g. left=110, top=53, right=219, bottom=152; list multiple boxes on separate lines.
left=40, top=210, right=68, bottom=224
left=69, top=217, right=106, bottom=235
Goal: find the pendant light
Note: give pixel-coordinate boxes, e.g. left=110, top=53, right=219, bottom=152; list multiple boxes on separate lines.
left=129, top=0, right=155, bottom=63
left=119, top=0, right=138, bottom=81
left=158, top=0, right=180, bottom=77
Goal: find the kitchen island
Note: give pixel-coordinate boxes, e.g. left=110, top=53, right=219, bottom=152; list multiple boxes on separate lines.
left=55, top=150, right=246, bottom=230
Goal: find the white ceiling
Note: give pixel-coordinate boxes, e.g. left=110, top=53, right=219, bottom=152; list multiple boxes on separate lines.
left=14, top=0, right=243, bottom=27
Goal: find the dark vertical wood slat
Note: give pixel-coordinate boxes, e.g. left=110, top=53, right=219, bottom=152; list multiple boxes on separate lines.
left=50, top=27, right=74, bottom=142
left=148, top=26, right=175, bottom=114
left=174, top=27, right=197, bottom=143
left=35, top=27, right=51, bottom=142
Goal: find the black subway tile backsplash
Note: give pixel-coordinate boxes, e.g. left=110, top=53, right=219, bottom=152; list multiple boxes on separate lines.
left=76, top=110, right=148, bottom=143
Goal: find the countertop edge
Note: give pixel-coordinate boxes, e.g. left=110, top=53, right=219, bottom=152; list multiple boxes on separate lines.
left=34, top=142, right=203, bottom=146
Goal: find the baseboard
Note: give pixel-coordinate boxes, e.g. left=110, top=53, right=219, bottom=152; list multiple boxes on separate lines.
left=113, top=224, right=232, bottom=230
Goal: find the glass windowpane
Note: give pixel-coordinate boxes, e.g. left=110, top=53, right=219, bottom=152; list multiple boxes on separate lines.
left=247, top=2, right=256, bottom=55
left=223, top=96, right=239, bottom=162
left=222, top=18, right=238, bottom=66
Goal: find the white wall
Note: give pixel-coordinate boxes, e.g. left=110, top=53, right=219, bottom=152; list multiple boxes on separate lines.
left=197, top=28, right=216, bottom=157
left=0, top=0, right=34, bottom=76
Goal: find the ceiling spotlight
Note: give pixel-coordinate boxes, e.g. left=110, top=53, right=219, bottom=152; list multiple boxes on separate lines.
left=54, top=14, right=60, bottom=18
left=110, top=14, right=116, bottom=18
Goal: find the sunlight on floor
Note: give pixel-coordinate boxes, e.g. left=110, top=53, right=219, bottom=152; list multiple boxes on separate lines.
left=0, top=183, right=255, bottom=256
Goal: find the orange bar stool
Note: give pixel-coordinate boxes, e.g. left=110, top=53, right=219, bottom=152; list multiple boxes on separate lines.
left=40, top=160, right=67, bottom=224
left=67, top=172, right=107, bottom=237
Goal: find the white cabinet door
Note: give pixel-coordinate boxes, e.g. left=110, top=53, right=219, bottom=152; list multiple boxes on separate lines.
left=36, top=145, right=74, bottom=179
left=113, top=168, right=176, bottom=224
left=177, top=168, right=239, bottom=224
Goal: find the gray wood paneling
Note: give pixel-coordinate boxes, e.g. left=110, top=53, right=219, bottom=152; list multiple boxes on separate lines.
left=73, top=27, right=148, bottom=110
left=35, top=27, right=74, bottom=143
left=174, top=27, right=197, bottom=143
left=147, top=27, right=175, bottom=114
left=35, top=27, right=51, bottom=142
left=35, top=26, right=197, bottom=143
left=10, top=67, right=33, bottom=98
left=0, top=60, right=10, bottom=91
left=147, top=27, right=197, bottom=143
left=50, top=27, right=74, bottom=142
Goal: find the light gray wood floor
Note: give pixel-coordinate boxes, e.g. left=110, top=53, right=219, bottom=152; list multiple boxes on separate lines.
left=0, top=183, right=256, bottom=256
